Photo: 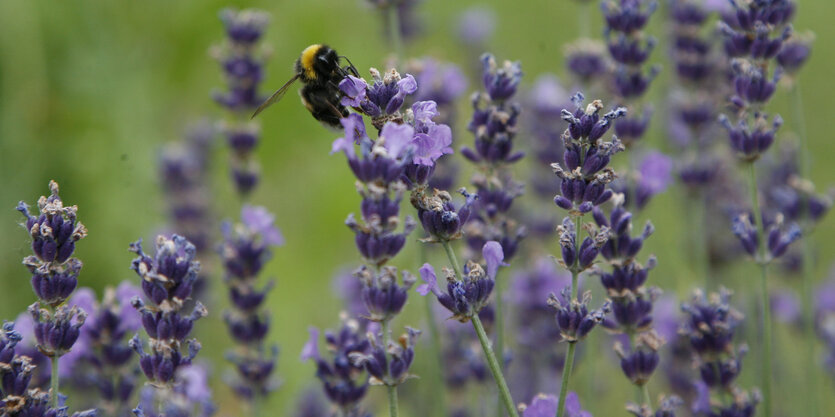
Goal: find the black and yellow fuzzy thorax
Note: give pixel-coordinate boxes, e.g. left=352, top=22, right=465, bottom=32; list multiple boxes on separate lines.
left=295, top=44, right=340, bottom=84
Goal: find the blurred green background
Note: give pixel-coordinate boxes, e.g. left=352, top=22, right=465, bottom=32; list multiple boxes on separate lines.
left=1, top=0, right=833, bottom=415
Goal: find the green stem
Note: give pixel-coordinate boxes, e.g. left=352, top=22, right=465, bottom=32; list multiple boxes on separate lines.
left=381, top=318, right=400, bottom=417
left=747, top=162, right=772, bottom=417
left=386, top=2, right=403, bottom=63
left=441, top=241, right=464, bottom=282
left=440, top=240, right=518, bottom=417
left=495, top=268, right=506, bottom=417
left=557, top=216, right=583, bottom=417
left=50, top=355, right=59, bottom=408
left=472, top=315, right=520, bottom=417
left=641, top=384, right=652, bottom=410
left=556, top=343, right=577, bottom=417
left=387, top=385, right=399, bottom=417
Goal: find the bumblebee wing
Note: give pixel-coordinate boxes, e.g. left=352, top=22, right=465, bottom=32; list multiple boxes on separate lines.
left=250, top=74, right=301, bottom=119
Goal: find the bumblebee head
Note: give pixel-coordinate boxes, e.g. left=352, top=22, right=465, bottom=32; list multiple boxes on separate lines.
left=297, top=44, right=340, bottom=83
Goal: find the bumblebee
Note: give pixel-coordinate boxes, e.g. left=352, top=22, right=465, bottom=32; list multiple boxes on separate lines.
left=252, top=44, right=359, bottom=127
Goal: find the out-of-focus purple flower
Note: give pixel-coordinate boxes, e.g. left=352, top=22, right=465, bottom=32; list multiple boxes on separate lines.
left=521, top=393, right=591, bottom=417
left=480, top=54, right=523, bottom=102
left=638, top=151, right=673, bottom=195
left=412, top=58, right=468, bottom=107
left=777, top=34, right=812, bottom=74
left=771, top=290, right=801, bottom=324
left=615, top=331, right=663, bottom=386
left=355, top=265, right=415, bottom=322
left=302, top=318, right=371, bottom=412
left=720, top=112, right=782, bottom=162
left=241, top=205, right=285, bottom=246
left=565, top=40, right=611, bottom=84
left=731, top=212, right=801, bottom=260
left=457, top=7, right=495, bottom=45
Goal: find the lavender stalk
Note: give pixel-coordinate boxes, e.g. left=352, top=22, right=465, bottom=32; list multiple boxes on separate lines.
left=17, top=181, right=89, bottom=407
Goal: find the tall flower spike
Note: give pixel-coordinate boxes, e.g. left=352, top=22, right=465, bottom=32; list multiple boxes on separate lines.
left=219, top=205, right=282, bottom=401
left=681, top=289, right=758, bottom=417
left=213, top=8, right=271, bottom=196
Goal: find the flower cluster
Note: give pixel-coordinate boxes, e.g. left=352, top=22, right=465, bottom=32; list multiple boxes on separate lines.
left=73, top=283, right=142, bottom=416
left=17, top=180, right=90, bottom=400
left=462, top=53, right=528, bottom=264
left=340, top=69, right=418, bottom=131
left=731, top=212, right=800, bottom=262
left=18, top=181, right=87, bottom=309
left=219, top=205, right=283, bottom=400
left=0, top=322, right=96, bottom=417
left=602, top=0, right=659, bottom=148
left=350, top=327, right=420, bottom=386
left=302, top=318, right=371, bottom=416
left=419, top=242, right=504, bottom=322
left=212, top=8, right=271, bottom=196
left=462, top=54, right=524, bottom=166
left=553, top=93, right=625, bottom=214
left=681, top=290, right=759, bottom=417
left=547, top=290, right=609, bottom=343
left=128, top=235, right=207, bottom=387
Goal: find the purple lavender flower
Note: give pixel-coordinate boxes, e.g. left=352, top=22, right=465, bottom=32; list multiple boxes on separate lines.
left=219, top=205, right=282, bottom=400
left=413, top=188, right=477, bottom=243
left=552, top=93, right=626, bottom=214
left=73, top=283, right=141, bottom=414
left=213, top=9, right=269, bottom=112
left=547, top=289, right=610, bottom=342
left=520, top=392, right=591, bottom=417
left=129, top=235, right=206, bottom=386
left=339, top=69, right=418, bottom=131
left=301, top=318, right=371, bottom=413
left=456, top=7, right=495, bottom=46
left=366, top=0, right=423, bottom=43
left=564, top=40, right=611, bottom=85
left=354, top=265, right=415, bottom=322
left=777, top=34, right=812, bottom=74
left=615, top=331, right=662, bottom=386
left=213, top=9, right=270, bottom=197
left=556, top=216, right=610, bottom=272
left=462, top=54, right=525, bottom=166
left=0, top=323, right=95, bottom=417
left=17, top=181, right=87, bottom=308
left=350, top=327, right=420, bottom=386
left=731, top=212, right=801, bottom=260
left=411, top=58, right=468, bottom=108
left=719, top=112, right=782, bottom=162
left=418, top=241, right=504, bottom=322
left=681, top=289, right=749, bottom=391
left=133, top=363, right=216, bottom=417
